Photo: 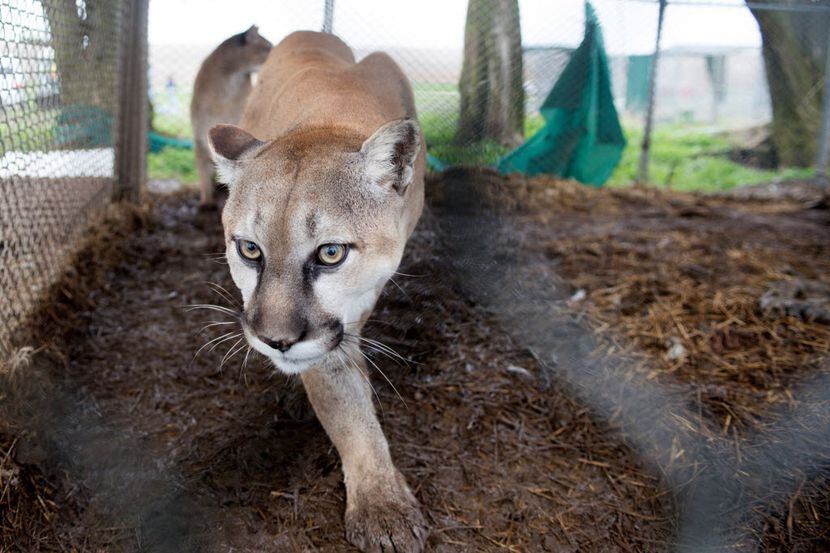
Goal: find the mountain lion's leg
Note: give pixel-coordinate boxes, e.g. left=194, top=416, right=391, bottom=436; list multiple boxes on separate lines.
left=301, top=346, right=429, bottom=553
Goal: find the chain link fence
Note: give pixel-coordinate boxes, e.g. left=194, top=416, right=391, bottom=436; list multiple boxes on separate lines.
left=0, top=1, right=828, bottom=550
left=0, top=0, right=146, bottom=358
left=146, top=0, right=829, bottom=191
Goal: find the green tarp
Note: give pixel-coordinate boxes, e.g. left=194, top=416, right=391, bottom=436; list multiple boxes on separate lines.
left=498, top=2, right=625, bottom=186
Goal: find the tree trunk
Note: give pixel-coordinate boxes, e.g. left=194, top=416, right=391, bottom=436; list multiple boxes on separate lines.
left=456, top=0, right=524, bottom=147
left=43, top=0, right=119, bottom=109
left=747, top=0, right=830, bottom=167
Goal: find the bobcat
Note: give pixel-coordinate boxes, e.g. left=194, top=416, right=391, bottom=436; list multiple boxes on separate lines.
left=208, top=31, right=428, bottom=552
left=191, top=26, right=271, bottom=206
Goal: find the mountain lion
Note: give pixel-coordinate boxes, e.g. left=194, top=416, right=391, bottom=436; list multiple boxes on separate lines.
left=208, top=31, right=428, bottom=552
left=191, top=26, right=271, bottom=206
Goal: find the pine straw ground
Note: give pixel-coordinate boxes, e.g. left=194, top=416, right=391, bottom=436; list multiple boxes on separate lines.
left=1, top=170, right=828, bottom=551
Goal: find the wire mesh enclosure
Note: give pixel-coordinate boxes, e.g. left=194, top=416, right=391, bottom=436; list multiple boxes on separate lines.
left=0, top=1, right=829, bottom=551
left=0, top=0, right=147, bottom=357
left=2, top=0, right=110, bottom=355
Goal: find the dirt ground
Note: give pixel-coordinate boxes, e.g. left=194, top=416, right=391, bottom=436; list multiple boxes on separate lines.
left=2, top=170, right=829, bottom=551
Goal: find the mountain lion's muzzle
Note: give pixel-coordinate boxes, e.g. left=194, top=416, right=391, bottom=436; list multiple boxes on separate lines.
left=242, top=265, right=344, bottom=372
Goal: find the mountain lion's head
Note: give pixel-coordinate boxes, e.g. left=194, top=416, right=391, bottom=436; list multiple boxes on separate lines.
left=224, top=25, right=272, bottom=73
left=208, top=119, right=421, bottom=373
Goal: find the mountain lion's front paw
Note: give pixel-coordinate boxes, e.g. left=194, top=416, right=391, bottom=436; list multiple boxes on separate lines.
left=345, top=493, right=429, bottom=553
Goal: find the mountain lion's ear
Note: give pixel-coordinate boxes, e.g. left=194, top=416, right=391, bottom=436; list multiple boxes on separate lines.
left=244, top=25, right=259, bottom=43
left=360, top=118, right=421, bottom=195
left=208, top=124, right=264, bottom=186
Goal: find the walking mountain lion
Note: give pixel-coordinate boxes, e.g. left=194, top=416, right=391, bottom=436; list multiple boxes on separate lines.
left=191, top=26, right=272, bottom=207
left=208, top=31, right=428, bottom=552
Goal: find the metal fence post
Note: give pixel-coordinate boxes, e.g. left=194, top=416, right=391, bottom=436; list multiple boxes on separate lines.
left=323, top=0, right=335, bottom=34
left=114, top=0, right=149, bottom=202
left=637, top=0, right=667, bottom=185
left=815, top=29, right=830, bottom=184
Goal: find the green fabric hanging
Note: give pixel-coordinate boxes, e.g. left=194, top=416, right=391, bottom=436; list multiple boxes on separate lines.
left=498, top=2, right=625, bottom=186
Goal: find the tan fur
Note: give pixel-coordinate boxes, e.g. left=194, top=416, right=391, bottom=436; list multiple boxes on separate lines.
left=207, top=32, right=428, bottom=552
left=239, top=31, right=425, bottom=236
left=190, top=26, right=271, bottom=206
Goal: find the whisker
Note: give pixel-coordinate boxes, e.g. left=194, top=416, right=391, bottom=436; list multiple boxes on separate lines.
left=192, top=331, right=239, bottom=361
left=393, top=271, right=427, bottom=278
left=208, top=332, right=242, bottom=353
left=358, top=336, right=406, bottom=359
left=198, top=320, right=237, bottom=334
left=210, top=281, right=238, bottom=298
left=344, top=333, right=412, bottom=367
left=337, top=347, right=383, bottom=414
left=388, top=277, right=413, bottom=303
left=202, top=252, right=229, bottom=264
left=355, top=346, right=407, bottom=408
left=361, top=337, right=412, bottom=363
left=187, top=303, right=240, bottom=317
left=205, top=281, right=240, bottom=308
left=361, top=343, right=407, bottom=367
left=241, top=345, right=253, bottom=376
left=220, top=337, right=246, bottom=370
left=342, top=318, right=395, bottom=328
left=345, top=336, right=404, bottom=367
left=240, top=346, right=251, bottom=386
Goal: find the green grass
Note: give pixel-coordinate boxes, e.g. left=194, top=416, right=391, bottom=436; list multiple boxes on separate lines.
left=421, top=109, right=814, bottom=192
left=145, top=80, right=815, bottom=193
left=148, top=147, right=197, bottom=184
left=606, top=125, right=815, bottom=192
left=421, top=111, right=516, bottom=167
left=149, top=87, right=197, bottom=184
left=0, top=107, right=59, bottom=154
left=419, top=108, right=552, bottom=168
left=152, top=88, right=193, bottom=139
left=147, top=116, right=812, bottom=193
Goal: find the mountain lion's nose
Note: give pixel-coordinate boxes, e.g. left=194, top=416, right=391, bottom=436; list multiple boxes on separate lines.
left=262, top=337, right=293, bottom=352
left=260, top=328, right=306, bottom=353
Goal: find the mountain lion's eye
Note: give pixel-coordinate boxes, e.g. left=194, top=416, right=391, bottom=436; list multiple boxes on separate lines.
left=317, top=243, right=348, bottom=266
left=237, top=239, right=262, bottom=262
